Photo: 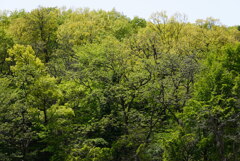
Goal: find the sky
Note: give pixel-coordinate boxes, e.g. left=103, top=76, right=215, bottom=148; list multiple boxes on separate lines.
left=0, top=0, right=239, bottom=26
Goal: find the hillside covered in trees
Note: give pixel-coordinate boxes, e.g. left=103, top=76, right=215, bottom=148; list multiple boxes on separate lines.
left=1, top=7, right=240, bottom=161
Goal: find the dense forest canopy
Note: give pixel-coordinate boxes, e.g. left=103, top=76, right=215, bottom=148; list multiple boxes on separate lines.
left=1, top=7, right=240, bottom=161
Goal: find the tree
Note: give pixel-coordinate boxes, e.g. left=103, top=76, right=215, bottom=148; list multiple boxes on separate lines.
left=8, top=7, right=59, bottom=63
left=6, top=44, right=74, bottom=160
left=179, top=44, right=240, bottom=161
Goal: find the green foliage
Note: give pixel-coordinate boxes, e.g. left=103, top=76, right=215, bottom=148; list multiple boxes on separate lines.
left=8, top=7, right=59, bottom=63
left=0, top=27, right=13, bottom=74
left=179, top=44, right=240, bottom=161
left=1, top=7, right=240, bottom=161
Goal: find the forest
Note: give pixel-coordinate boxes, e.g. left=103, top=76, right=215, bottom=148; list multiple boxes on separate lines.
left=0, top=7, right=240, bottom=161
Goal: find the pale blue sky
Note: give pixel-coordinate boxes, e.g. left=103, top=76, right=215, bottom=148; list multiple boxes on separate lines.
left=1, top=0, right=239, bottom=26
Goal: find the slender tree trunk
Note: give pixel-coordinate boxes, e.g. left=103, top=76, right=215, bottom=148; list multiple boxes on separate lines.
left=43, top=99, right=48, bottom=124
